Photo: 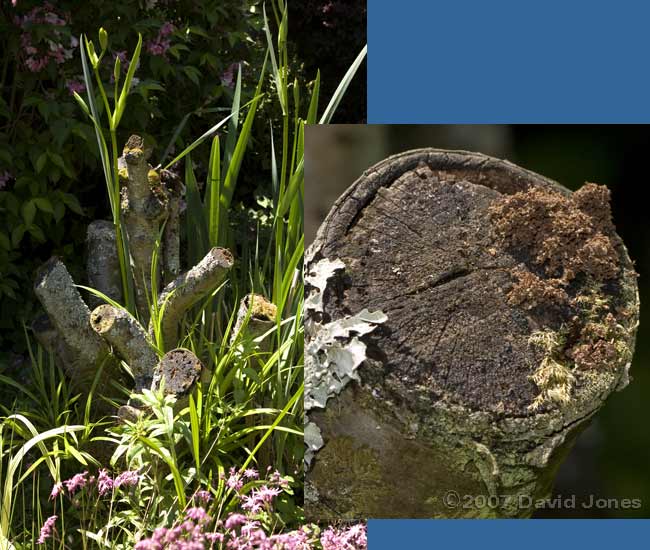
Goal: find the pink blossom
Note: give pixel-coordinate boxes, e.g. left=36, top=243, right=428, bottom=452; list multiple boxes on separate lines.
left=243, top=468, right=259, bottom=479
left=97, top=468, right=114, bottom=496
left=160, top=22, right=175, bottom=37
left=37, top=515, right=57, bottom=545
left=226, top=468, right=243, bottom=492
left=185, top=507, right=210, bottom=524
left=49, top=481, right=63, bottom=500
left=221, top=62, right=239, bottom=88
left=0, top=171, right=13, bottom=190
left=194, top=489, right=212, bottom=503
left=25, top=56, right=49, bottom=72
left=224, top=513, right=247, bottom=530
left=63, top=471, right=88, bottom=495
left=114, top=469, right=140, bottom=488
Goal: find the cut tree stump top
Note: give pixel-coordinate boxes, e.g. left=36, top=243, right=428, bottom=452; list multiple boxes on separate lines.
left=308, top=149, right=639, bottom=420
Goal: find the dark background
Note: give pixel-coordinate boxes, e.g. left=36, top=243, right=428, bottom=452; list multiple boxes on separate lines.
left=305, top=125, right=650, bottom=518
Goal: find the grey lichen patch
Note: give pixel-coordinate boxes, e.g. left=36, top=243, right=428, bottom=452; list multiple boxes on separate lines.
left=304, top=258, right=387, bottom=468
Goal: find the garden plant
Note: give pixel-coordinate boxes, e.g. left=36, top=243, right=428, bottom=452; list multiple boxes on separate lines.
left=0, top=1, right=366, bottom=547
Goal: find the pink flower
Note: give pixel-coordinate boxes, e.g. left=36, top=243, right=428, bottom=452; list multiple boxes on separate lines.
left=25, top=56, right=49, bottom=72
left=65, top=79, right=86, bottom=95
left=226, top=468, right=243, bottom=492
left=37, top=515, right=57, bottom=545
left=185, top=507, right=210, bottom=524
left=97, top=468, right=114, bottom=496
left=224, top=513, right=247, bottom=530
left=243, top=468, right=259, bottom=479
left=114, top=469, right=140, bottom=488
left=49, top=482, right=63, bottom=500
left=221, top=62, right=239, bottom=88
left=159, top=22, right=175, bottom=37
left=63, top=471, right=88, bottom=495
left=194, top=489, right=212, bottom=503
left=0, top=171, right=13, bottom=190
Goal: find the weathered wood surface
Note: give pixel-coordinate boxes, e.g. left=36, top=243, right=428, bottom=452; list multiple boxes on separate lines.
left=305, top=149, right=639, bottom=519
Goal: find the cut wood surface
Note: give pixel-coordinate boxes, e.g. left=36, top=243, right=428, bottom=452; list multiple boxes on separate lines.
left=305, top=149, right=639, bottom=519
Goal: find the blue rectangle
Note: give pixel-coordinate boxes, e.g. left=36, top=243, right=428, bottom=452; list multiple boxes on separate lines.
left=368, top=520, right=650, bottom=549
left=368, top=0, right=650, bottom=123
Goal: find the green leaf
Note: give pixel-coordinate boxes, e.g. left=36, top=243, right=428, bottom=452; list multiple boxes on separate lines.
left=112, top=33, right=142, bottom=129
left=263, top=4, right=286, bottom=115
left=319, top=44, right=367, bottom=124
left=22, top=201, right=36, bottom=226
left=163, top=99, right=256, bottom=171
left=34, top=198, right=54, bottom=214
left=27, top=225, right=45, bottom=242
left=61, top=193, right=84, bottom=215
left=11, top=224, right=26, bottom=247
left=306, top=70, right=320, bottom=124
left=0, top=233, right=10, bottom=250
left=183, top=66, right=202, bottom=86
left=35, top=153, right=48, bottom=174
left=207, top=136, right=221, bottom=246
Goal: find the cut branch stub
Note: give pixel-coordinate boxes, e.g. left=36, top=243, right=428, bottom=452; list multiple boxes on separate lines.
left=90, top=304, right=159, bottom=391
left=152, top=348, right=203, bottom=400
left=231, top=293, right=278, bottom=353
left=33, top=257, right=119, bottom=402
left=120, top=134, right=169, bottom=321
left=86, top=220, right=124, bottom=308
left=305, top=149, right=639, bottom=519
left=154, top=247, right=234, bottom=349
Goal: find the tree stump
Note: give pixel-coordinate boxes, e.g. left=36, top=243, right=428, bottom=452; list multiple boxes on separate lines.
left=305, top=149, right=639, bottom=519
left=33, top=135, right=234, bottom=416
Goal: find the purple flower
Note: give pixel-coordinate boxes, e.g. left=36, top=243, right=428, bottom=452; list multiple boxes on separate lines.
left=97, top=468, right=114, bottom=496
left=224, top=513, right=247, bottom=530
left=320, top=524, right=367, bottom=550
left=37, top=515, right=57, bottom=545
left=114, top=469, right=140, bottom=488
left=65, top=79, right=86, bottom=96
left=185, top=507, right=210, bottom=524
left=63, top=471, right=88, bottom=495
left=243, top=468, right=259, bottom=479
left=221, top=62, right=239, bottom=88
left=49, top=481, right=63, bottom=500
left=160, top=22, right=175, bottom=37
left=194, top=489, right=212, bottom=504
left=270, top=529, right=311, bottom=550
left=226, top=468, right=243, bottom=492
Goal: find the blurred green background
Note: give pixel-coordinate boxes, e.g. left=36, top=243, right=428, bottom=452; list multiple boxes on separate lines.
left=305, top=124, right=650, bottom=518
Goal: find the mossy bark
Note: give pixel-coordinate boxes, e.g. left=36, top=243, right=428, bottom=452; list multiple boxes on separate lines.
left=306, top=149, right=639, bottom=519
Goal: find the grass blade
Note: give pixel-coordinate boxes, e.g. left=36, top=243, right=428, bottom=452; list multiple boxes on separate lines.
left=319, top=44, right=367, bottom=124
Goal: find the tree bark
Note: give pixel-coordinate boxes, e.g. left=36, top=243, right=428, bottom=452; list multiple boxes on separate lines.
left=230, top=293, right=278, bottom=353
left=120, top=135, right=168, bottom=321
left=305, top=149, right=639, bottom=519
left=33, top=258, right=119, bottom=405
left=154, top=247, right=234, bottom=349
left=86, top=220, right=123, bottom=308
left=90, top=304, right=159, bottom=391
left=152, top=348, right=203, bottom=409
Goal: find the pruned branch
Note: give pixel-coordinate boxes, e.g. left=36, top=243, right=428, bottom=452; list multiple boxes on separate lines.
left=120, top=134, right=168, bottom=321
left=231, top=293, right=277, bottom=353
left=86, top=220, right=123, bottom=308
left=90, top=304, right=159, bottom=391
left=33, top=257, right=117, bottom=397
left=155, top=247, right=234, bottom=349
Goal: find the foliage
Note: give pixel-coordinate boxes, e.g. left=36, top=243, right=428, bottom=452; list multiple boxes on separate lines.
left=0, top=0, right=265, bottom=350
left=1, top=0, right=366, bottom=546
